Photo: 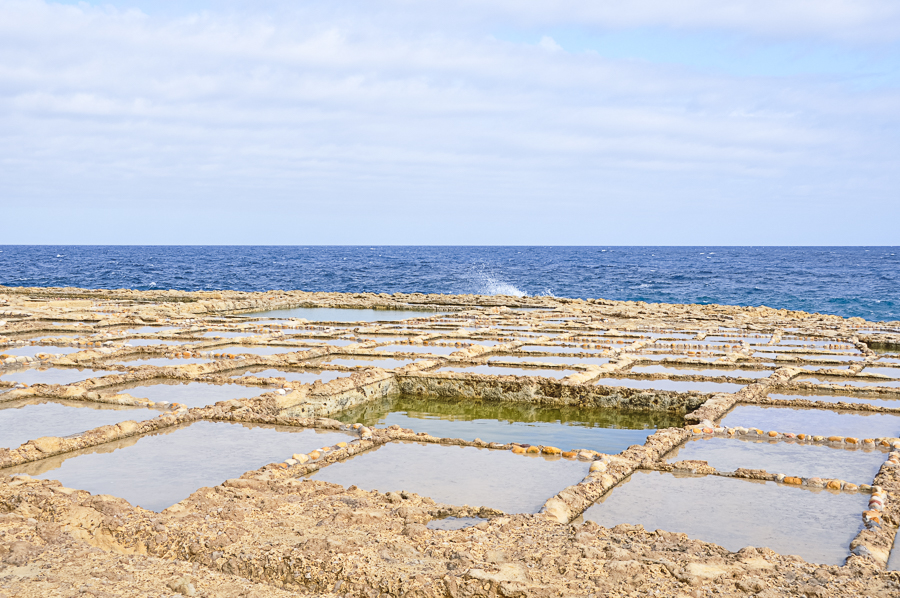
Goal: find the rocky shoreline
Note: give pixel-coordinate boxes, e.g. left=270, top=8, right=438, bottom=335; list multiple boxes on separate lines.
left=1, top=286, right=899, bottom=596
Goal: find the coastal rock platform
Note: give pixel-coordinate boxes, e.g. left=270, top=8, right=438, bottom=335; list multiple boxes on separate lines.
left=1, top=286, right=899, bottom=596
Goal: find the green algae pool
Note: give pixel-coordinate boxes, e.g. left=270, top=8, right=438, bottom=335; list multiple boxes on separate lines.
left=333, top=395, right=683, bottom=454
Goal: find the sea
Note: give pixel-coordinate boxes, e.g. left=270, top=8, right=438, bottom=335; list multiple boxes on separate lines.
left=0, top=246, right=897, bottom=322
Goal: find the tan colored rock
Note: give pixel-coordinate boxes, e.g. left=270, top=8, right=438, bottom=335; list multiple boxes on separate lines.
left=30, top=436, right=63, bottom=453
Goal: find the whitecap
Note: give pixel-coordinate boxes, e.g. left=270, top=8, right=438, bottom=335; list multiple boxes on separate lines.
left=466, top=264, right=526, bottom=297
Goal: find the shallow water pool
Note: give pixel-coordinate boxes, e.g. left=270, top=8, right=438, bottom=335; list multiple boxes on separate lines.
left=373, top=344, right=462, bottom=356
left=296, top=339, right=359, bottom=347
left=635, top=354, right=693, bottom=361
left=768, top=392, right=900, bottom=410
left=310, top=441, right=587, bottom=513
left=720, top=405, right=900, bottom=439
left=0, top=398, right=157, bottom=449
left=860, top=367, right=900, bottom=379
left=667, top=436, right=886, bottom=483
left=438, top=365, right=577, bottom=379
left=631, top=365, right=773, bottom=379
left=205, top=344, right=312, bottom=356
left=581, top=471, right=865, bottom=565
left=111, top=380, right=266, bottom=408
left=595, top=377, right=745, bottom=394
left=490, top=354, right=610, bottom=367
left=4, top=421, right=353, bottom=512
left=123, top=339, right=195, bottom=347
left=0, top=367, right=123, bottom=386
left=314, top=357, right=419, bottom=369
left=796, top=376, right=900, bottom=389
left=1, top=345, right=80, bottom=357
left=246, top=308, right=438, bottom=322
left=333, top=396, right=683, bottom=454
left=115, top=356, right=213, bottom=367
left=123, top=326, right=178, bottom=334
left=519, top=345, right=607, bottom=354
left=755, top=353, right=863, bottom=362
left=889, top=537, right=900, bottom=570
left=201, top=331, right=254, bottom=338
left=231, top=368, right=348, bottom=385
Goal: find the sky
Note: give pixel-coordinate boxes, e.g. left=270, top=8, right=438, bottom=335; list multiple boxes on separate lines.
left=2, top=0, right=899, bottom=245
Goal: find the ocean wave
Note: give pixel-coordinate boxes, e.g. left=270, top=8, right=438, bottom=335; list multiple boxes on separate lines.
left=467, top=264, right=526, bottom=297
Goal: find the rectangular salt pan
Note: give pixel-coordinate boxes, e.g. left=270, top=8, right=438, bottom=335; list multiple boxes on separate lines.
left=582, top=471, right=865, bottom=565
left=0, top=398, right=158, bottom=449
left=667, top=436, right=886, bottom=484
left=374, top=345, right=461, bottom=355
left=491, top=355, right=610, bottom=366
left=1, top=345, right=80, bottom=357
left=438, top=365, right=577, bottom=379
left=519, top=345, right=607, bottom=354
left=796, top=376, right=900, bottom=388
left=310, top=441, right=587, bottom=514
left=111, top=381, right=265, bottom=408
left=631, top=365, right=773, bottom=379
left=115, top=357, right=213, bottom=367
left=768, top=393, right=900, bottom=410
left=596, top=377, right=745, bottom=393
left=861, top=367, right=900, bottom=378
left=0, top=367, right=123, bottom=386
left=333, top=396, right=683, bottom=455
left=889, top=536, right=900, bottom=571
left=720, top=406, right=900, bottom=439
left=245, top=308, right=437, bottom=322
left=755, top=353, right=862, bottom=362
left=201, top=331, right=253, bottom=338
left=231, top=368, right=347, bottom=384
left=124, top=339, right=195, bottom=347
left=4, top=422, right=353, bottom=512
left=205, top=345, right=313, bottom=356
left=294, top=339, right=358, bottom=346
left=317, top=357, right=418, bottom=369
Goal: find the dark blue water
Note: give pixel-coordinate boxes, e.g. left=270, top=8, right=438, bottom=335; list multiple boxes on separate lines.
left=1, top=246, right=897, bottom=321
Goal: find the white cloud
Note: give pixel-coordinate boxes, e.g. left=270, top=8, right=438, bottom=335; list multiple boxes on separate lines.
left=0, top=0, right=898, bottom=243
left=538, top=35, right=561, bottom=51
left=396, top=0, right=900, bottom=42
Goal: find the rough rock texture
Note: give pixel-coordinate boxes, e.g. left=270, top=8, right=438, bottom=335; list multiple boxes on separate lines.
left=2, top=286, right=900, bottom=595
left=2, top=475, right=899, bottom=597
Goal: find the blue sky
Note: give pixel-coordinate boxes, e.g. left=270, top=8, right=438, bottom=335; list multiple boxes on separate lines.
left=2, top=0, right=899, bottom=244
